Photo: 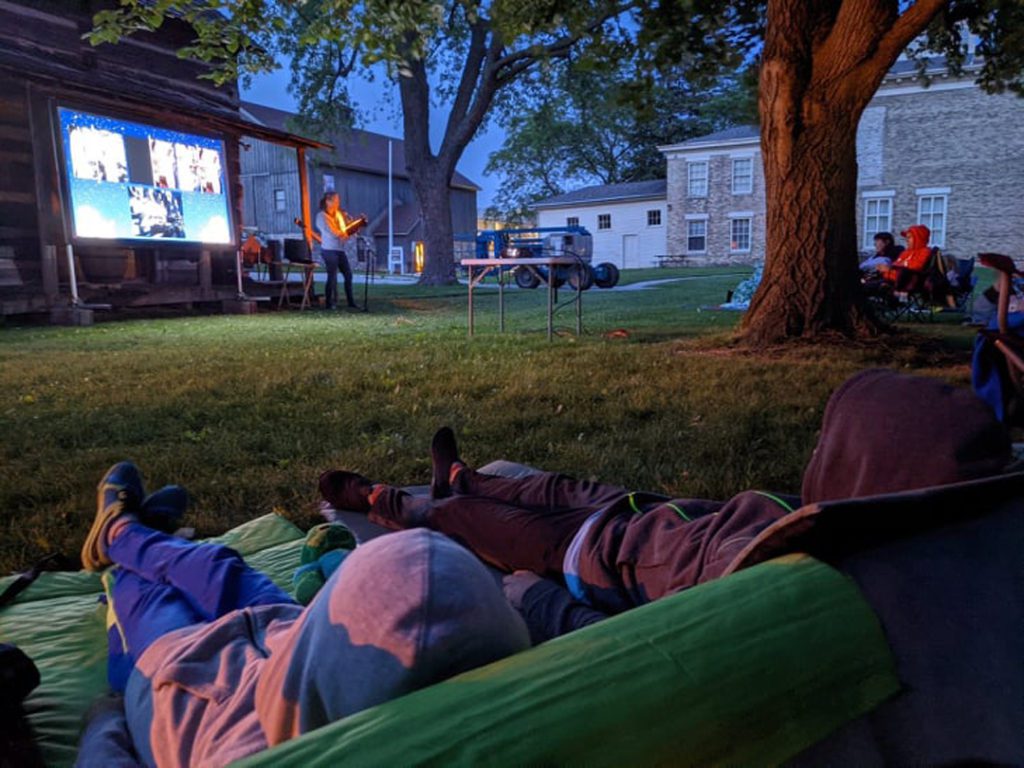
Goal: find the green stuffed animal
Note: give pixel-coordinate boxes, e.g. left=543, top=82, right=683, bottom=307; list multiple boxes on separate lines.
left=292, top=522, right=357, bottom=605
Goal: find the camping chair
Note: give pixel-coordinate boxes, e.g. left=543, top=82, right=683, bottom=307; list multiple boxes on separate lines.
left=866, top=248, right=972, bottom=323
left=972, top=252, right=1024, bottom=425
left=949, top=256, right=977, bottom=312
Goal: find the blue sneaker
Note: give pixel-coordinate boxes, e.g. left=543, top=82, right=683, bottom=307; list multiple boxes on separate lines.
left=81, top=462, right=144, bottom=572
left=139, top=485, right=189, bottom=533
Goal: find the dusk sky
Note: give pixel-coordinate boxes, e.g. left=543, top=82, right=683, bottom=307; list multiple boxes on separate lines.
left=242, top=64, right=508, bottom=210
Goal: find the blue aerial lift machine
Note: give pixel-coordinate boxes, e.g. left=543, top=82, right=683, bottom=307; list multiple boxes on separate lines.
left=455, top=226, right=620, bottom=290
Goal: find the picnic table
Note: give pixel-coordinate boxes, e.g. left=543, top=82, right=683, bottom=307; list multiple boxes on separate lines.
left=461, top=257, right=583, bottom=341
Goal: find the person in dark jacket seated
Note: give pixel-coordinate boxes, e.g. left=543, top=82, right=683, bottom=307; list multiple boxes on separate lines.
left=321, top=370, right=1015, bottom=642
left=859, top=231, right=903, bottom=272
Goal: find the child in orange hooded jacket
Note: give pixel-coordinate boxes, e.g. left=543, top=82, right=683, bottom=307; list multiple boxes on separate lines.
left=880, top=224, right=932, bottom=282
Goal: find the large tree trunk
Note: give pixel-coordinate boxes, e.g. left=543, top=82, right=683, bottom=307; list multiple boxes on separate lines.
left=397, top=55, right=460, bottom=286
left=741, top=0, right=948, bottom=345
left=741, top=88, right=875, bottom=344
left=408, top=159, right=458, bottom=285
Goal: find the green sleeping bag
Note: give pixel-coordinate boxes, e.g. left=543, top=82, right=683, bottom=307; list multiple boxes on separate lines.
left=0, top=516, right=898, bottom=767
left=236, top=553, right=897, bottom=767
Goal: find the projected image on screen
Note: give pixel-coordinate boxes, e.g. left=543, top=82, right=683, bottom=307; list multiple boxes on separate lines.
left=58, top=107, right=233, bottom=245
left=129, top=186, right=186, bottom=238
left=150, top=139, right=178, bottom=189
left=68, top=126, right=129, bottom=183
left=176, top=144, right=223, bottom=194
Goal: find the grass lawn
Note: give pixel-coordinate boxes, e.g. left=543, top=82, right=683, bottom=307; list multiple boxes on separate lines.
left=0, top=266, right=983, bottom=573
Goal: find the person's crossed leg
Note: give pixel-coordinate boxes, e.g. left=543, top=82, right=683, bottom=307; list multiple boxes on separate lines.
left=319, top=427, right=675, bottom=583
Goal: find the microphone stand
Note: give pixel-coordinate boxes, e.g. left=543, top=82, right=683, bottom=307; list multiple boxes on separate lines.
left=362, top=236, right=371, bottom=312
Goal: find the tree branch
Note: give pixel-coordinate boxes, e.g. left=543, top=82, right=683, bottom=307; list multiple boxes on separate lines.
left=492, top=1, right=632, bottom=75
left=814, top=0, right=891, bottom=85
left=844, top=0, right=948, bottom=101
left=397, top=50, right=434, bottom=165
left=324, top=42, right=358, bottom=102
left=438, top=29, right=504, bottom=172
left=875, top=0, right=948, bottom=64
left=442, top=17, right=490, bottom=155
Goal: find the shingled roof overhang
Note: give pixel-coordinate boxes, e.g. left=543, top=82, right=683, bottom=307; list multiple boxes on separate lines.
left=0, top=41, right=331, bottom=151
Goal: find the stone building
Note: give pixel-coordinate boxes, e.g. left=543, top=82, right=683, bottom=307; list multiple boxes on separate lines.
left=658, top=126, right=765, bottom=265
left=657, top=57, right=1024, bottom=265
left=854, top=58, right=1023, bottom=258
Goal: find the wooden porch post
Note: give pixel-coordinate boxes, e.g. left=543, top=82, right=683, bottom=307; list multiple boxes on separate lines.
left=297, top=146, right=312, bottom=251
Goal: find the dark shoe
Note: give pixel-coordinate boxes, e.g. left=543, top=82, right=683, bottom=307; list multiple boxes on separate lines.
left=82, top=462, right=144, bottom=571
left=139, top=485, right=189, bottom=533
left=430, top=427, right=461, bottom=500
left=319, top=470, right=373, bottom=512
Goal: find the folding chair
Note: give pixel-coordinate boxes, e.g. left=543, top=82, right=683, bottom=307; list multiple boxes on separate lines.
left=277, top=238, right=317, bottom=310
left=972, top=253, right=1024, bottom=425
left=866, top=248, right=969, bottom=323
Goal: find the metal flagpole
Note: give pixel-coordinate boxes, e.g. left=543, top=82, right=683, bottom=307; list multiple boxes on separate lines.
left=387, top=139, right=394, bottom=268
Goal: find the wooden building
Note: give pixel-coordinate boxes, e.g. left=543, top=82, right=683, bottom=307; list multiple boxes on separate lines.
left=0, top=0, right=325, bottom=319
left=240, top=102, right=480, bottom=274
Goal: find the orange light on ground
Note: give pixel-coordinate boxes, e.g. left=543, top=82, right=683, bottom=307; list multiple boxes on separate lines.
left=414, top=241, right=425, bottom=273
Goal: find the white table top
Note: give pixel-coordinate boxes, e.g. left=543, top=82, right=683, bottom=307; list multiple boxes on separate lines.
left=460, top=257, right=579, bottom=266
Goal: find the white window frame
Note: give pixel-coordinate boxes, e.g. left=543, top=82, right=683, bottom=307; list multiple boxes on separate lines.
left=685, top=218, right=707, bottom=254
left=597, top=213, right=612, bottom=230
left=729, top=217, right=752, bottom=253
left=862, top=194, right=894, bottom=249
left=687, top=161, right=708, bottom=197
left=647, top=209, right=662, bottom=227
left=566, top=216, right=579, bottom=227
left=273, top=188, right=286, bottom=213
left=731, top=157, right=754, bottom=195
left=916, top=191, right=948, bottom=248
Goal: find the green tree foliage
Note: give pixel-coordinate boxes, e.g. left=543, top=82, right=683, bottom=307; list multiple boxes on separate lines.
left=485, top=62, right=757, bottom=223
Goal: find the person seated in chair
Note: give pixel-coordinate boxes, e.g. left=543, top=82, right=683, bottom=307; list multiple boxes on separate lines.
left=859, top=231, right=903, bottom=273
left=321, top=370, right=1015, bottom=643
left=878, top=224, right=933, bottom=288
left=75, top=464, right=527, bottom=767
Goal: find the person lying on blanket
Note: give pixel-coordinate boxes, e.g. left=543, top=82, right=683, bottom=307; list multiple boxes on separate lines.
left=75, top=463, right=528, bottom=768
left=320, top=369, right=1013, bottom=643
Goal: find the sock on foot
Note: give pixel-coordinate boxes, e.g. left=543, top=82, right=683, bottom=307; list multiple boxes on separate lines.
left=449, top=462, right=466, bottom=492
left=319, top=470, right=374, bottom=512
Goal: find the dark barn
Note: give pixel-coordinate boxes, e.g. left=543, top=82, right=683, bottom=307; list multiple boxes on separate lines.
left=0, top=0, right=324, bottom=321
left=240, top=102, right=479, bottom=275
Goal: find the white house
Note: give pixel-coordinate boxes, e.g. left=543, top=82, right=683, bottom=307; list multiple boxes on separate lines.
left=532, top=180, right=667, bottom=269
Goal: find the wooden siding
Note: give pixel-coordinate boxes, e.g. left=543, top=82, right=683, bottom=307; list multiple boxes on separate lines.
left=0, top=1, right=238, bottom=117
left=0, top=76, right=40, bottom=287
left=0, top=0, right=257, bottom=313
